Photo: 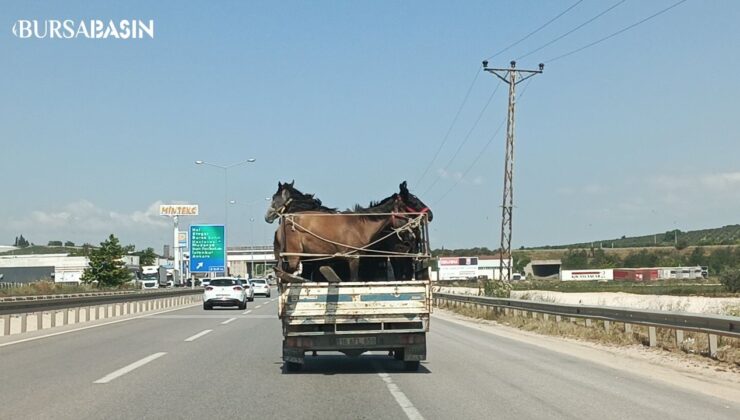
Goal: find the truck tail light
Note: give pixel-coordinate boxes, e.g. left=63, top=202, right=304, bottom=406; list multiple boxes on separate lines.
left=205, top=287, right=213, bottom=291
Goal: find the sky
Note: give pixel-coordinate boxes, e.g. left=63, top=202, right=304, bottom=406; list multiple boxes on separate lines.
left=2, top=0, right=740, bottom=252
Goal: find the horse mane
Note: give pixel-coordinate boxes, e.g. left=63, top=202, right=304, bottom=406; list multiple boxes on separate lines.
left=345, top=194, right=398, bottom=219
left=284, top=184, right=336, bottom=213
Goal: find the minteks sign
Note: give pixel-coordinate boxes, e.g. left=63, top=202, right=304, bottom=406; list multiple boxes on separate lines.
left=12, top=19, right=154, bottom=39
left=159, top=205, right=199, bottom=216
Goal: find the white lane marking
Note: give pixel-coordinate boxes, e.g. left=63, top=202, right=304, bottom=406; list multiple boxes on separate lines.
left=94, top=352, right=167, bottom=384
left=255, top=305, right=262, bottom=309
left=221, top=318, right=237, bottom=325
left=377, top=370, right=424, bottom=420
left=184, top=329, right=213, bottom=342
left=0, top=302, right=200, bottom=348
left=242, top=310, right=252, bottom=315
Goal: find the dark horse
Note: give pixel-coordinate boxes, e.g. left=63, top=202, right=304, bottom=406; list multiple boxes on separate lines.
left=265, top=181, right=432, bottom=282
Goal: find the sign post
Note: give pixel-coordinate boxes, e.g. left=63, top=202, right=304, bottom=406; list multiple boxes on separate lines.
left=160, top=205, right=199, bottom=287
left=189, top=224, right=226, bottom=276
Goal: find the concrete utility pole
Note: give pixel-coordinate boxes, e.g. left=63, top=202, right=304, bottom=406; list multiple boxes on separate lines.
left=482, top=60, right=543, bottom=283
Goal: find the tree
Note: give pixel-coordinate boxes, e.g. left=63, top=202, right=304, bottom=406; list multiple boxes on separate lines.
left=48, top=240, right=63, bottom=247
left=80, top=234, right=131, bottom=288
left=64, top=241, right=75, bottom=247
left=137, top=247, right=158, bottom=266
left=14, top=235, right=30, bottom=248
left=720, top=268, right=740, bottom=293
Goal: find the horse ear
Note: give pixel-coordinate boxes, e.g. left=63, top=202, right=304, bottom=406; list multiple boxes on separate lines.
left=289, top=180, right=294, bottom=187
left=278, top=181, right=283, bottom=188
left=400, top=181, right=409, bottom=196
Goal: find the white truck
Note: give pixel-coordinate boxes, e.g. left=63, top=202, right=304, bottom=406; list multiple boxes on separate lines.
left=277, top=217, right=432, bottom=372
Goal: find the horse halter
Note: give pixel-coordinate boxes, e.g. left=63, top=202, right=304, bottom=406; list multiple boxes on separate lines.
left=274, top=198, right=293, bottom=217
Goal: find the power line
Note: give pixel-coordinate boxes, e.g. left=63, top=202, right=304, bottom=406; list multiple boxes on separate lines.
left=422, top=80, right=502, bottom=196
left=546, top=0, right=689, bottom=63
left=517, top=0, right=628, bottom=61
left=415, top=67, right=482, bottom=187
left=485, top=0, right=585, bottom=61
left=432, top=78, right=535, bottom=207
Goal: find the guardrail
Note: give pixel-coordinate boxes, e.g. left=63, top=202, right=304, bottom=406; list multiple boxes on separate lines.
left=434, top=293, right=740, bottom=358
left=0, top=289, right=203, bottom=337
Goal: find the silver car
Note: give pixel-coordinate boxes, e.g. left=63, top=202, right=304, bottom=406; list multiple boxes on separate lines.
left=239, top=278, right=255, bottom=301
left=249, top=278, right=271, bottom=297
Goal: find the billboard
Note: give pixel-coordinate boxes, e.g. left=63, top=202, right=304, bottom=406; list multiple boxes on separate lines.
left=177, top=231, right=188, bottom=249
left=561, top=269, right=613, bottom=281
left=160, top=204, right=199, bottom=216
left=438, top=257, right=478, bottom=280
left=189, top=224, right=226, bottom=273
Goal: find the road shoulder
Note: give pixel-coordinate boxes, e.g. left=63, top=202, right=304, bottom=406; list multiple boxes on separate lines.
left=433, top=309, right=740, bottom=403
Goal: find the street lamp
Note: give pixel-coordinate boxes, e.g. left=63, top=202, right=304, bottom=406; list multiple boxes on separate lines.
left=195, top=158, right=256, bottom=276
left=229, top=197, right=269, bottom=278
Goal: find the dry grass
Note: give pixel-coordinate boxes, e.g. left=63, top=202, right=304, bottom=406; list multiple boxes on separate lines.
left=0, top=281, right=136, bottom=297
left=438, top=300, right=740, bottom=366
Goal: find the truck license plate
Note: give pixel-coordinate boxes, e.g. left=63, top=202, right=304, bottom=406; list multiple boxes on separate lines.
left=337, top=337, right=376, bottom=346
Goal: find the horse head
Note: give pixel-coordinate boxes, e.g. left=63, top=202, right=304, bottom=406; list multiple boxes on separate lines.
left=398, top=181, right=433, bottom=221
left=265, top=181, right=335, bottom=223
left=265, top=181, right=294, bottom=223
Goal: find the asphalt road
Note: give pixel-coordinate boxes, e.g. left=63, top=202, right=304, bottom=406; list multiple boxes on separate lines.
left=1, top=290, right=738, bottom=420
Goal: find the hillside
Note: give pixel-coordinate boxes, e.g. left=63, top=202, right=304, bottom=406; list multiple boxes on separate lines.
left=531, top=224, right=740, bottom=249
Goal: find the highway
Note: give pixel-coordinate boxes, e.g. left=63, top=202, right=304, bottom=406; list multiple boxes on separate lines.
left=1, top=290, right=738, bottom=420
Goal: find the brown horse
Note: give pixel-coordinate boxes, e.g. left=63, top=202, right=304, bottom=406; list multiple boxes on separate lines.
left=267, top=181, right=432, bottom=282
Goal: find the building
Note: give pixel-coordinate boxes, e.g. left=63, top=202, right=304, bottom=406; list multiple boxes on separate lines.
left=0, top=253, right=141, bottom=284
left=476, top=256, right=515, bottom=280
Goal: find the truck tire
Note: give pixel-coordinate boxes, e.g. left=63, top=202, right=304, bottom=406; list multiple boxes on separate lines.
left=284, top=361, right=302, bottom=372
left=403, top=361, right=420, bottom=371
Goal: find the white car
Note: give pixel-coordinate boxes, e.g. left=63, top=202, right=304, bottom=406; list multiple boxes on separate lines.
left=203, top=277, right=247, bottom=310
left=239, top=279, right=255, bottom=302
left=249, top=278, right=271, bottom=297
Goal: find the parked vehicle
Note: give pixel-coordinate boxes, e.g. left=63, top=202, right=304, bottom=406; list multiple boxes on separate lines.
left=240, top=278, right=255, bottom=301
left=203, top=277, right=247, bottom=310
left=249, top=278, right=271, bottom=297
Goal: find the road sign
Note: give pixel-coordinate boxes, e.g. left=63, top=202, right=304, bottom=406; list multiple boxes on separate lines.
left=189, top=224, right=226, bottom=273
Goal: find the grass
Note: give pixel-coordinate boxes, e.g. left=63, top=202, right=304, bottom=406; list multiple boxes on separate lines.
left=510, top=279, right=736, bottom=297
left=0, top=281, right=136, bottom=297
left=438, top=300, right=740, bottom=366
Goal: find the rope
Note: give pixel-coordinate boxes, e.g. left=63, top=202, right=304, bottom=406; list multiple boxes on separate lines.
left=277, top=213, right=429, bottom=260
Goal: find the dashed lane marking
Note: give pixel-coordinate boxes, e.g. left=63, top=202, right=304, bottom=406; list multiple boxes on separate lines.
left=375, top=367, right=425, bottom=420
left=221, top=317, right=237, bottom=325
left=242, top=310, right=252, bottom=315
left=184, top=329, right=212, bottom=342
left=94, top=352, right=167, bottom=384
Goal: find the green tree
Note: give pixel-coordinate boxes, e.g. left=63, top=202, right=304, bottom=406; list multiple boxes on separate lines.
left=137, top=247, right=158, bottom=266
left=80, top=234, right=130, bottom=288
left=513, top=255, right=531, bottom=273
left=64, top=241, right=75, bottom=247
left=720, top=268, right=740, bottom=293
left=687, top=246, right=705, bottom=266
left=561, top=249, right=588, bottom=269
left=14, top=235, right=30, bottom=248
left=48, top=240, right=63, bottom=247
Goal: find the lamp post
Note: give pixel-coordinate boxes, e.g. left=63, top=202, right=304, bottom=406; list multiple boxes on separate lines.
left=195, top=158, right=255, bottom=275
left=229, top=197, right=270, bottom=278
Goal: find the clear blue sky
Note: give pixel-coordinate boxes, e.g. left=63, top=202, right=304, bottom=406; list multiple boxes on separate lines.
left=2, top=1, right=739, bottom=251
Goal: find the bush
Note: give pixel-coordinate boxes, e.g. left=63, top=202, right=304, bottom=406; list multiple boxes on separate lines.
left=720, top=268, right=740, bottom=293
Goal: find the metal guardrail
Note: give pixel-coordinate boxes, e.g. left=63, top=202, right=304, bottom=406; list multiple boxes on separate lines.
left=434, top=293, right=740, bottom=338
left=0, top=289, right=202, bottom=315
left=434, top=292, right=740, bottom=358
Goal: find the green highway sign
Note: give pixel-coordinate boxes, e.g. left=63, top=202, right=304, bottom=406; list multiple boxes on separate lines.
left=189, top=224, right=226, bottom=273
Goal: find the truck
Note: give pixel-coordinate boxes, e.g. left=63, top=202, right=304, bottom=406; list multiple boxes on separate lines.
left=140, top=265, right=168, bottom=289
left=277, top=217, right=432, bottom=372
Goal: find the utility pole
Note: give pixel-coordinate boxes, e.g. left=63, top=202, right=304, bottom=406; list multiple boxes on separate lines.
left=483, top=60, right=543, bottom=283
